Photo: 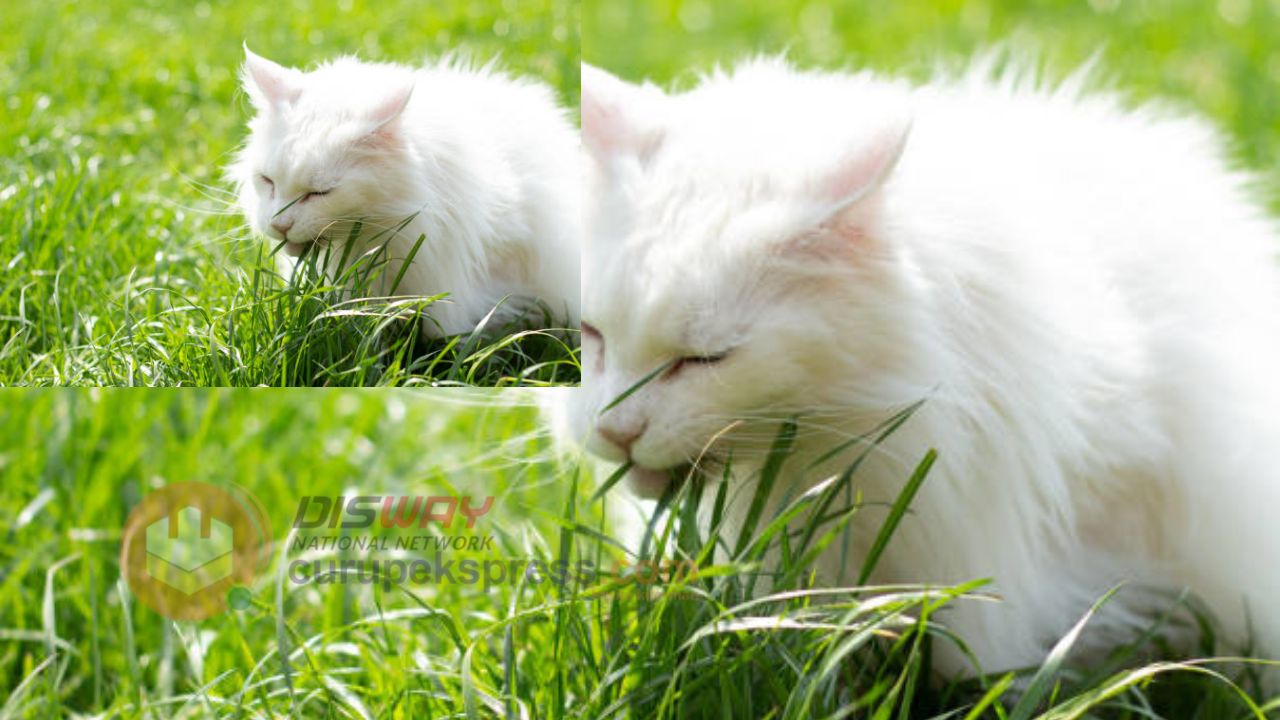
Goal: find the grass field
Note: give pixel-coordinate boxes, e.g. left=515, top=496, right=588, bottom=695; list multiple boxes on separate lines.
left=0, top=0, right=580, bottom=386
left=0, top=390, right=596, bottom=716
left=3, top=392, right=1279, bottom=718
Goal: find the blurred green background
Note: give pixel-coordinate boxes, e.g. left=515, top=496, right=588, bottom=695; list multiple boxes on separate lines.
left=0, top=389, right=598, bottom=716
left=0, top=0, right=577, bottom=205
left=584, top=0, right=1279, bottom=210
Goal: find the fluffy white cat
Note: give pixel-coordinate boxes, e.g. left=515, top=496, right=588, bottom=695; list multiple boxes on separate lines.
left=230, top=48, right=580, bottom=337
left=569, top=57, right=1280, bottom=677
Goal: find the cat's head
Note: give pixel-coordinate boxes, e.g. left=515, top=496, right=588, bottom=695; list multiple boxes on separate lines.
left=231, top=48, right=417, bottom=257
left=572, top=60, right=919, bottom=497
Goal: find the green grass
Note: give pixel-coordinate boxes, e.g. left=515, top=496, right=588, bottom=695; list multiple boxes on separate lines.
left=3, top=392, right=1278, bottom=718
left=584, top=0, right=1280, bottom=215
left=0, top=0, right=580, bottom=386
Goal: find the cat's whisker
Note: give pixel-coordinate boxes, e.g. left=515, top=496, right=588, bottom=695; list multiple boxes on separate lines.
left=186, top=179, right=241, bottom=201
left=147, top=198, right=244, bottom=218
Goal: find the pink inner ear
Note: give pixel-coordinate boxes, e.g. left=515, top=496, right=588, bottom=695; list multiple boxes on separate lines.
left=817, top=118, right=912, bottom=209
left=581, top=66, right=629, bottom=159
left=244, top=51, right=301, bottom=108
left=782, top=119, right=911, bottom=262
left=581, top=94, right=620, bottom=157
left=369, top=84, right=414, bottom=130
left=581, top=64, right=664, bottom=164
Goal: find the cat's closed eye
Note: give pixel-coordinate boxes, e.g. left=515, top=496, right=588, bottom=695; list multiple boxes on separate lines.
left=583, top=321, right=730, bottom=376
left=668, top=351, right=730, bottom=377
left=581, top=321, right=604, bottom=361
left=301, top=189, right=332, bottom=202
left=258, top=174, right=275, bottom=198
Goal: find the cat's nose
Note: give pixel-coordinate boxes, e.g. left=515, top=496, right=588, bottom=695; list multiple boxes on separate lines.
left=269, top=218, right=294, bottom=238
left=599, top=424, right=646, bottom=456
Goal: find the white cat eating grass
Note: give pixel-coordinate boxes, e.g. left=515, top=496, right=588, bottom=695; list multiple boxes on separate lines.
left=229, top=48, right=580, bottom=338
left=569, top=58, right=1280, bottom=678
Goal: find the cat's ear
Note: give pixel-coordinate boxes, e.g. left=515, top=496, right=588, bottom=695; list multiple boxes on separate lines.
left=581, top=63, right=666, bottom=166
left=814, top=113, right=912, bottom=213
left=242, top=46, right=302, bottom=110
left=356, top=82, right=414, bottom=148
left=367, top=82, right=414, bottom=133
left=785, top=114, right=912, bottom=260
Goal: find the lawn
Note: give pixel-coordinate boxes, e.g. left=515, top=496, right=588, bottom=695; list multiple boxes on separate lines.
left=0, top=390, right=601, bottom=716
left=3, top=391, right=1279, bottom=718
left=0, top=0, right=581, bottom=386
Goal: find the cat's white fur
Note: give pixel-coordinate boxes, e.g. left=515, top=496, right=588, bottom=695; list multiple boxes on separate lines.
left=230, top=49, right=580, bottom=337
left=570, top=57, right=1280, bottom=676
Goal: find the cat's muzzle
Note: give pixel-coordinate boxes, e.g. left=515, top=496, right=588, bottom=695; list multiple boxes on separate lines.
left=282, top=240, right=312, bottom=258
left=626, top=463, right=694, bottom=500
left=282, top=233, right=333, bottom=258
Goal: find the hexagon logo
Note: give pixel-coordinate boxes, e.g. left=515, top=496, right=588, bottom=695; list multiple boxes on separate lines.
left=146, top=506, right=235, bottom=594
left=121, top=482, right=272, bottom=620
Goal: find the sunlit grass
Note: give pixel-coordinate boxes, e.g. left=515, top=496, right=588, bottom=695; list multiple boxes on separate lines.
left=2, top=392, right=1278, bottom=717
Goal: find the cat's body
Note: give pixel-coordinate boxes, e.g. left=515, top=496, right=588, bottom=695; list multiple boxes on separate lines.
left=230, top=50, right=579, bottom=337
left=570, top=58, right=1280, bottom=676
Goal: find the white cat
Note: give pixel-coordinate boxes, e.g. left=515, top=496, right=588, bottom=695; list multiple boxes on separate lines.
left=570, top=57, right=1280, bottom=678
left=230, top=48, right=580, bottom=337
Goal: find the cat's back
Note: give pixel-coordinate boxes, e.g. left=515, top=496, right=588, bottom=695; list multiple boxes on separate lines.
left=890, top=61, right=1280, bottom=454
left=903, top=63, right=1274, bottom=260
left=892, top=63, right=1280, bottom=330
